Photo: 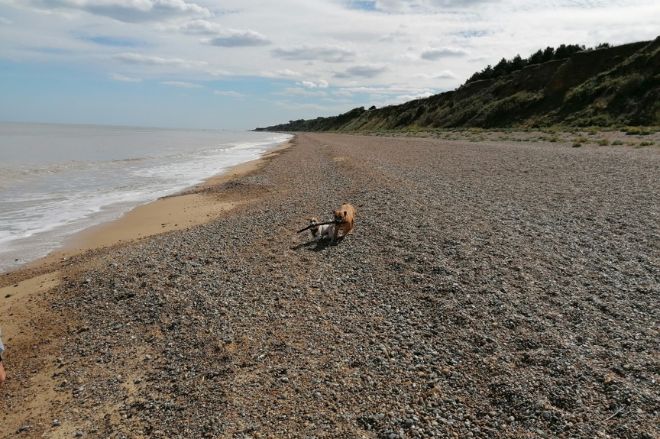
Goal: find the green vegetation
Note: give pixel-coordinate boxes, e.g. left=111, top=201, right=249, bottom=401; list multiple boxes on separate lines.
left=465, top=43, right=611, bottom=84
left=624, top=126, right=655, bottom=135
left=256, top=37, right=660, bottom=133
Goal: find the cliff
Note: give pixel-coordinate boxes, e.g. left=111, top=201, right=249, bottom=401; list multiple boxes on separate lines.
left=257, top=37, right=659, bottom=131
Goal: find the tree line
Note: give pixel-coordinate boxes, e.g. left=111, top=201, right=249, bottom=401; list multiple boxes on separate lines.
left=465, top=43, right=611, bottom=84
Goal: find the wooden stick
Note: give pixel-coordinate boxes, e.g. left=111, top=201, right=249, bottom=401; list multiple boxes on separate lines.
left=603, top=408, right=626, bottom=422
left=297, top=220, right=339, bottom=233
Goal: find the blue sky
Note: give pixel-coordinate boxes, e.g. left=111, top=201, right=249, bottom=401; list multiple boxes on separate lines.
left=0, top=0, right=658, bottom=129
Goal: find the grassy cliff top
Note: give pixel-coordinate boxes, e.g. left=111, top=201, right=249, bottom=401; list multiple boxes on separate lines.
left=257, top=37, right=660, bottom=132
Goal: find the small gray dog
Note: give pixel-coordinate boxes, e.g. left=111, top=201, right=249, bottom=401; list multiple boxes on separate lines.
left=308, top=217, right=334, bottom=241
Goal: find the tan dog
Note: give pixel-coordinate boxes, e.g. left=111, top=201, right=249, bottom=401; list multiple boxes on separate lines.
left=332, top=203, right=356, bottom=242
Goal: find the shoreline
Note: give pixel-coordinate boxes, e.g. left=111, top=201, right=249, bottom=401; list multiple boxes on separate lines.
left=1, top=137, right=293, bottom=281
left=1, top=132, right=657, bottom=437
left=0, top=136, right=294, bottom=435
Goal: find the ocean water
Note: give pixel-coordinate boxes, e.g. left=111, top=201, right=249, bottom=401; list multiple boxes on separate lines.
left=0, top=122, right=290, bottom=273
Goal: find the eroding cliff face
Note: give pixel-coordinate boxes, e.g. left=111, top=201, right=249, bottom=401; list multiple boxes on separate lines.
left=257, top=38, right=659, bottom=131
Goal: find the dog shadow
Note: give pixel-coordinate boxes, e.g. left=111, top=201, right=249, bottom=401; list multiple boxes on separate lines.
left=290, top=237, right=344, bottom=252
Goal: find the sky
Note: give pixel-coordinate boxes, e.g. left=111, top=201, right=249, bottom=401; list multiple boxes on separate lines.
left=0, top=1, right=658, bottom=130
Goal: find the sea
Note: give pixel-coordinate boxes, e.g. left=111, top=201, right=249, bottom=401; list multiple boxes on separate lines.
left=0, top=122, right=291, bottom=273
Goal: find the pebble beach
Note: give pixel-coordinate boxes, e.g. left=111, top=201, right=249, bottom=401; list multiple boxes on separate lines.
left=1, top=132, right=658, bottom=438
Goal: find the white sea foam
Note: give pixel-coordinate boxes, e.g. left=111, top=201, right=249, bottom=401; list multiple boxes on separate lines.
left=0, top=123, right=291, bottom=272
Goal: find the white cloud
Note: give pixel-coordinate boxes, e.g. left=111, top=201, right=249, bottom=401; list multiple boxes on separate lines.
left=176, top=19, right=271, bottom=47
left=368, top=0, right=494, bottom=13
left=300, top=79, right=329, bottom=88
left=334, top=64, right=387, bottom=78
left=110, top=72, right=141, bottom=82
left=214, top=90, right=243, bottom=98
left=421, top=47, right=468, bottom=60
left=269, top=69, right=302, bottom=78
left=113, top=52, right=206, bottom=69
left=332, top=89, right=354, bottom=98
left=177, top=19, right=222, bottom=35
left=26, top=0, right=210, bottom=22
left=272, top=45, right=355, bottom=62
left=276, top=69, right=302, bottom=77
left=415, top=70, right=457, bottom=79
left=206, top=68, right=232, bottom=76
left=161, top=80, right=201, bottom=88
left=205, top=29, right=270, bottom=47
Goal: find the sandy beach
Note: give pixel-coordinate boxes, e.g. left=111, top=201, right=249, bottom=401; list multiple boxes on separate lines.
left=0, top=132, right=658, bottom=438
left=0, top=140, right=292, bottom=437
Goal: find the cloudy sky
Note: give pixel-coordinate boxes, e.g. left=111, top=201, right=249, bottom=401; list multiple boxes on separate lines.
left=0, top=0, right=657, bottom=129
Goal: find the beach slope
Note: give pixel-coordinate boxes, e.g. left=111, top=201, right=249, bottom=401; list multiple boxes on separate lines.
left=1, top=133, right=658, bottom=438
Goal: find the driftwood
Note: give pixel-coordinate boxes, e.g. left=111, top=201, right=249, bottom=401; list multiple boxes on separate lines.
left=603, top=408, right=626, bottom=422
left=297, top=220, right=340, bottom=234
